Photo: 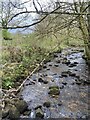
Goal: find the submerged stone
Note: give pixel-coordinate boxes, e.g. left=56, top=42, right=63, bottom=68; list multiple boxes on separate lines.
left=61, top=72, right=68, bottom=77
left=54, top=64, right=59, bottom=67
left=69, top=63, right=77, bottom=67
left=43, top=80, right=48, bottom=84
left=14, top=99, right=28, bottom=113
left=36, top=108, right=44, bottom=118
left=76, top=81, right=82, bottom=85
left=69, top=72, right=76, bottom=77
left=43, top=101, right=51, bottom=108
left=9, top=105, right=20, bottom=119
left=38, top=78, right=44, bottom=82
left=53, top=54, right=58, bottom=58
left=2, top=107, right=9, bottom=119
left=43, top=65, right=47, bottom=69
left=48, top=86, right=60, bottom=96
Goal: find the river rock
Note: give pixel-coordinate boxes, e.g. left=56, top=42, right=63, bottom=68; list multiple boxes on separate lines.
left=62, top=82, right=67, bottom=85
left=82, top=55, right=87, bottom=60
left=63, top=57, right=67, bottom=60
left=69, top=63, right=77, bottom=67
left=43, top=101, right=51, bottom=108
left=9, top=105, right=20, bottom=119
left=65, top=60, right=71, bottom=65
left=83, top=80, right=90, bottom=85
left=61, top=72, right=68, bottom=77
left=75, top=75, right=80, bottom=79
left=56, top=60, right=61, bottom=63
left=48, top=86, right=60, bottom=96
left=79, top=49, right=84, bottom=52
left=14, top=99, right=28, bottom=113
left=58, top=101, right=62, bottom=106
left=54, top=64, right=59, bottom=67
left=53, top=54, right=58, bottom=58
left=2, top=107, right=9, bottom=118
left=74, top=62, right=78, bottom=64
left=60, top=85, right=64, bottom=89
left=38, top=77, right=44, bottom=82
left=35, top=105, right=42, bottom=110
left=43, top=80, right=48, bottom=84
left=23, top=109, right=31, bottom=116
left=69, top=72, right=76, bottom=77
left=48, top=64, right=52, bottom=66
left=43, top=65, right=47, bottom=69
left=47, top=68, right=50, bottom=70
left=36, top=108, right=44, bottom=118
left=76, top=81, right=82, bottom=85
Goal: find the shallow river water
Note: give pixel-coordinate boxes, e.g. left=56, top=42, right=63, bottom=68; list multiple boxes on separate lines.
left=19, top=48, right=89, bottom=119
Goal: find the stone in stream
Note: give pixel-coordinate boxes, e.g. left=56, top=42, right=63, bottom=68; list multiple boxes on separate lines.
left=60, top=85, right=64, bottom=89
left=48, top=86, right=60, bottom=96
left=58, top=101, right=62, bottom=106
left=36, top=108, right=44, bottom=118
left=25, top=82, right=33, bottom=86
left=62, top=59, right=71, bottom=66
left=63, top=57, right=67, bottom=60
left=43, top=73, right=48, bottom=77
left=79, top=49, right=84, bottom=52
left=71, top=82, right=75, bottom=85
left=62, top=82, right=67, bottom=85
left=5, top=98, right=28, bottom=114
left=76, top=81, right=82, bottom=85
left=43, top=80, right=48, bottom=84
left=61, top=71, right=68, bottom=77
left=2, top=107, right=9, bottom=119
left=65, top=61, right=71, bottom=66
left=69, top=72, right=76, bottom=77
left=74, top=62, right=78, bottom=64
left=35, top=105, right=42, bottom=110
left=54, top=64, right=59, bottom=67
left=56, top=60, right=61, bottom=63
left=38, top=77, right=44, bottom=82
left=53, top=54, right=58, bottom=58
left=43, top=65, right=47, bottom=69
left=9, top=104, right=20, bottom=119
left=75, top=75, right=80, bottom=79
left=69, top=63, right=77, bottom=67
left=83, top=80, right=90, bottom=85
left=43, top=101, right=51, bottom=108
left=82, top=55, right=87, bottom=60
left=23, top=109, right=31, bottom=116
left=46, top=68, right=50, bottom=70
left=38, top=77, right=48, bottom=84
left=14, top=99, right=28, bottom=113
left=48, top=64, right=52, bottom=66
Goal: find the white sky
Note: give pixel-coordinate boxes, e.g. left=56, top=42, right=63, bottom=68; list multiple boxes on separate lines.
left=21, top=0, right=88, bottom=11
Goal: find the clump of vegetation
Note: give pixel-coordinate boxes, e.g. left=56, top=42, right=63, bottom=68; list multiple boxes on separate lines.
left=2, top=36, right=54, bottom=89
left=2, top=29, right=12, bottom=40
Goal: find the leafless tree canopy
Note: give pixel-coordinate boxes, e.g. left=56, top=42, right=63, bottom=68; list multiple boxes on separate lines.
left=0, top=0, right=89, bottom=29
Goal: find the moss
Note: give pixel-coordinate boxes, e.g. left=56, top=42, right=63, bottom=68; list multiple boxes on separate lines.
left=48, top=86, right=60, bottom=96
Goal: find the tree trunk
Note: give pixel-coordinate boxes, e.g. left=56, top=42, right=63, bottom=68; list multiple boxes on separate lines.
left=78, top=13, right=90, bottom=62
left=86, top=1, right=90, bottom=62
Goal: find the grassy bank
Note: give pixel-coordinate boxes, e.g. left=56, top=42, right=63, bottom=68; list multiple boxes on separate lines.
left=1, top=29, right=84, bottom=89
